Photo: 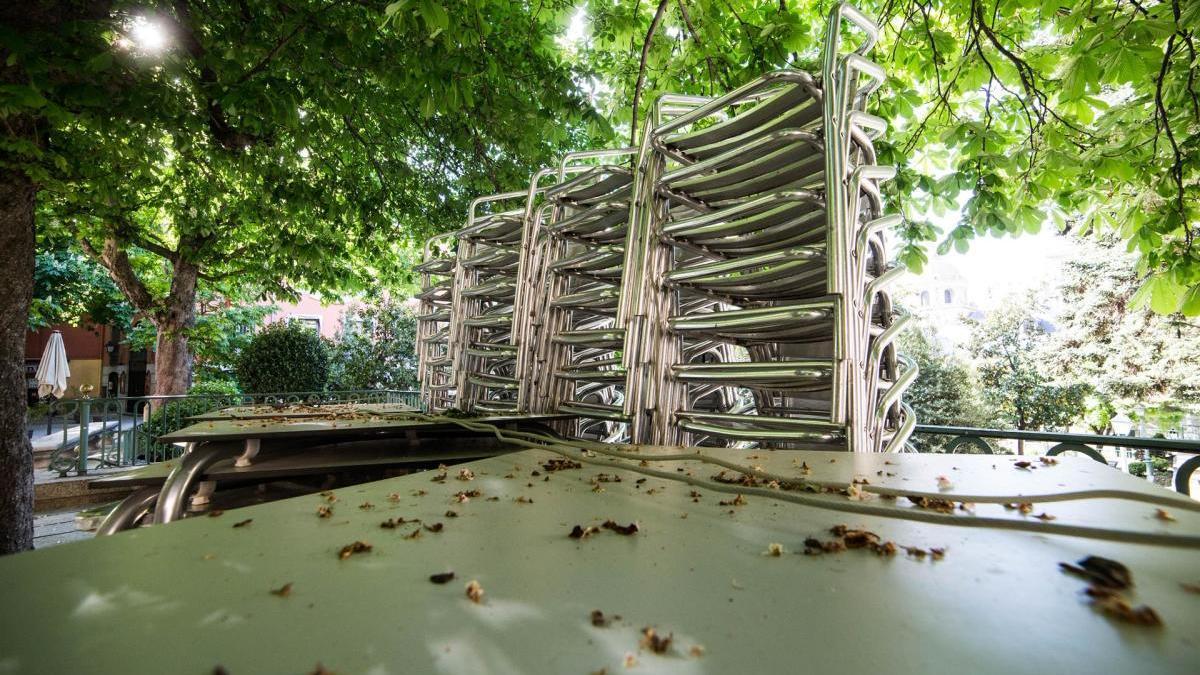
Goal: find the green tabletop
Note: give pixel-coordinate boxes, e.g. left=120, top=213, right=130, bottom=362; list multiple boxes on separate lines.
left=187, top=402, right=418, bottom=422
left=158, top=413, right=572, bottom=443
left=1, top=449, right=1197, bottom=674
left=87, top=441, right=506, bottom=489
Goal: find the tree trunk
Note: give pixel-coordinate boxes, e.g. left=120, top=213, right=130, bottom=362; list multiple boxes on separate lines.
left=153, top=257, right=200, bottom=396
left=0, top=168, right=36, bottom=554
left=0, top=0, right=114, bottom=553
left=89, top=235, right=201, bottom=399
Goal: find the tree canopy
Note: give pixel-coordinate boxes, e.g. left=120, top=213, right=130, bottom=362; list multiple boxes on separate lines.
left=967, top=297, right=1089, bottom=438
left=30, top=244, right=131, bottom=329
left=6, top=0, right=608, bottom=395
left=561, top=0, right=1199, bottom=314
left=1049, top=237, right=1200, bottom=411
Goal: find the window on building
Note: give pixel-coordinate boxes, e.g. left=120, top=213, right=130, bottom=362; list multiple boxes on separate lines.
left=920, top=291, right=930, bottom=306
left=290, top=316, right=321, bottom=333
left=943, top=289, right=953, bottom=304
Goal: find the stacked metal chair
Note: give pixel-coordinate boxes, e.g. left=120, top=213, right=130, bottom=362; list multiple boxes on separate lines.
left=527, top=149, right=639, bottom=440
left=619, top=2, right=915, bottom=451
left=445, top=192, right=535, bottom=414
left=415, top=233, right=458, bottom=411
left=418, top=2, right=915, bottom=452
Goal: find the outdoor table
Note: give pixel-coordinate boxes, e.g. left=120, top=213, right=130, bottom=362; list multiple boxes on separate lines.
left=157, top=412, right=570, bottom=444
left=88, top=441, right=503, bottom=535
left=97, top=410, right=571, bottom=531
left=185, top=402, right=418, bottom=422
left=2, top=448, right=1197, bottom=674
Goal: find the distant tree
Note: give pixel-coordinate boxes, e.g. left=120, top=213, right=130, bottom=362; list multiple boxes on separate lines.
left=967, top=298, right=1088, bottom=453
left=897, top=318, right=989, bottom=451
left=328, top=298, right=419, bottom=391
left=1049, top=238, right=1200, bottom=417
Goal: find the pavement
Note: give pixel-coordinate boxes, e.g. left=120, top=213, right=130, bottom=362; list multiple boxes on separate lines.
left=32, top=508, right=96, bottom=549
left=28, top=414, right=140, bottom=451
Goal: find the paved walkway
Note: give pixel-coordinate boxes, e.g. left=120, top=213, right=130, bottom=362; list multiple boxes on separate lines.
left=34, top=464, right=134, bottom=485
left=29, top=415, right=140, bottom=450
left=33, top=509, right=95, bottom=549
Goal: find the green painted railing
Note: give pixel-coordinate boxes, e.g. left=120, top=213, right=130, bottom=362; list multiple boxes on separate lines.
left=913, top=424, right=1200, bottom=497
left=32, top=390, right=421, bottom=476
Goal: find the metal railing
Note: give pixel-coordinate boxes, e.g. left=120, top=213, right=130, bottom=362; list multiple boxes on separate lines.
left=914, top=424, right=1200, bottom=497
left=30, top=390, right=421, bottom=476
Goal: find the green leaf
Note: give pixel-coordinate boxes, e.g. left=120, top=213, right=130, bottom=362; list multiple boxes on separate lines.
left=420, top=1, right=449, bottom=35
left=1133, top=274, right=1184, bottom=314
left=86, top=51, right=113, bottom=73
left=1180, top=285, right=1200, bottom=317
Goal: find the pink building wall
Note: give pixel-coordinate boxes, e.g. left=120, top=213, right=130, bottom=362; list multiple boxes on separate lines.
left=265, top=294, right=354, bottom=339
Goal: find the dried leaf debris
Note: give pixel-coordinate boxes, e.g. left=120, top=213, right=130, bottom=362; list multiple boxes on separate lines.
left=338, top=541, right=372, bottom=560
left=639, top=627, right=673, bottom=655
left=542, top=458, right=582, bottom=472
left=803, top=525, right=943, bottom=561
left=601, top=520, right=639, bottom=535
left=569, top=525, right=601, bottom=540
left=569, top=520, right=639, bottom=539
left=1060, top=555, right=1162, bottom=628
left=465, top=580, right=485, bottom=603
left=590, top=609, right=621, bottom=627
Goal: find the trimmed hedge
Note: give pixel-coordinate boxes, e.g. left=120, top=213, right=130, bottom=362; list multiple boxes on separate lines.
left=235, top=320, right=330, bottom=394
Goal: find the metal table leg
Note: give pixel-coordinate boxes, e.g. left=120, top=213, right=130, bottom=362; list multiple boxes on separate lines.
left=96, top=487, right=160, bottom=536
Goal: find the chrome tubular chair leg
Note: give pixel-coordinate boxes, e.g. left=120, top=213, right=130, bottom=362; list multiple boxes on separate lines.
left=153, top=443, right=243, bottom=525
left=96, top=486, right=160, bottom=536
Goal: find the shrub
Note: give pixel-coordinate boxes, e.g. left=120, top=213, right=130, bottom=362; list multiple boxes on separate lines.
left=236, top=320, right=330, bottom=393
left=1127, top=456, right=1172, bottom=478
left=328, top=299, right=419, bottom=391
left=188, top=379, right=242, bottom=398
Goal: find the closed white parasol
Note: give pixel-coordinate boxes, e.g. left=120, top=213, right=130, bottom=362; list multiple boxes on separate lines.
left=35, top=330, right=71, bottom=399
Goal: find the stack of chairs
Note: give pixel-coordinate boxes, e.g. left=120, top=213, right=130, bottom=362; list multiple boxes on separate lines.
left=620, top=2, right=915, bottom=451
left=448, top=192, right=532, bottom=414
left=415, top=233, right=457, bottom=411
left=529, top=150, right=638, bottom=440
left=418, top=2, right=916, bottom=452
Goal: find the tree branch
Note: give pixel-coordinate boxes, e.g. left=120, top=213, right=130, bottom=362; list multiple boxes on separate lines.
left=1153, top=31, right=1188, bottom=237
left=342, top=114, right=388, bottom=189
left=237, top=21, right=305, bottom=84
left=676, top=0, right=720, bottom=95
left=631, top=0, right=672, bottom=146
left=81, top=236, right=158, bottom=315
left=167, top=0, right=272, bottom=151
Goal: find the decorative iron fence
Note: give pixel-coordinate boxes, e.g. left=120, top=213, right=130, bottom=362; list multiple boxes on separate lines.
left=31, top=390, right=421, bottom=476
left=913, top=424, right=1200, bottom=497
